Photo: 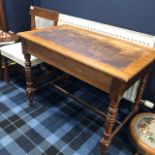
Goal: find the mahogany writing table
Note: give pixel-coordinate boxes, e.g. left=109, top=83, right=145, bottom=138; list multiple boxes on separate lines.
left=18, top=25, right=155, bottom=154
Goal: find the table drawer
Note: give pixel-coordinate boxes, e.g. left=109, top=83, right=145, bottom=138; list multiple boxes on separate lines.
left=25, top=41, right=113, bottom=93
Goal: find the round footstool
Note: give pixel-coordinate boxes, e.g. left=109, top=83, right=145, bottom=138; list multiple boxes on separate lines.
left=130, top=113, right=155, bottom=155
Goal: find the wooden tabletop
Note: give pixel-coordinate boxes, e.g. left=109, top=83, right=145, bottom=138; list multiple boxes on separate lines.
left=18, top=25, right=155, bottom=82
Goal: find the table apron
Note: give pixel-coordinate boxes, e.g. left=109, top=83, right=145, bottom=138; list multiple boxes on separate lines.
left=25, top=40, right=113, bottom=93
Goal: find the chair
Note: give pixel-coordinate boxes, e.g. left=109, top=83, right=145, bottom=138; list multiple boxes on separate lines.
left=0, top=6, right=59, bottom=82
left=130, top=112, right=155, bottom=155
left=0, top=31, right=19, bottom=80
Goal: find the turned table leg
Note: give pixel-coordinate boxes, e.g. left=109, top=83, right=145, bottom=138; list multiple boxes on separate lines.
left=132, top=73, right=149, bottom=113
left=24, top=52, right=34, bottom=106
left=100, top=96, right=121, bottom=154
left=100, top=80, right=125, bottom=154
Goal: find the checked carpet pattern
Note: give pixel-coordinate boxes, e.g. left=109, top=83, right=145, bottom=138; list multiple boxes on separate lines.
left=0, top=69, right=136, bottom=155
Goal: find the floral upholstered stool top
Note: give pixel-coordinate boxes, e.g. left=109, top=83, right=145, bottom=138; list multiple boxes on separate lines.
left=130, top=113, right=155, bottom=155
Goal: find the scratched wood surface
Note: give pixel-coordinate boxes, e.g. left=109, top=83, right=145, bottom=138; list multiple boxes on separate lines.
left=34, top=28, right=141, bottom=69
left=18, top=25, right=155, bottom=81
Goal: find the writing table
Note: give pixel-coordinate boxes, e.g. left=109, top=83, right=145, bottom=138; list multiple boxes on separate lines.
left=18, top=25, right=155, bottom=154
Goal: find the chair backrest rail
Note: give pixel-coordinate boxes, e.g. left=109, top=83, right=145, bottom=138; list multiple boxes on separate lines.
left=30, top=6, right=59, bottom=29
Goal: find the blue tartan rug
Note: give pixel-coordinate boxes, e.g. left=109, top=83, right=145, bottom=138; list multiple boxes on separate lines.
left=0, top=69, right=137, bottom=155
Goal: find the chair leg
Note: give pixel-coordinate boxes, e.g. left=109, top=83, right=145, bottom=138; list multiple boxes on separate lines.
left=2, top=56, right=10, bottom=83
left=132, top=73, right=149, bottom=113
left=64, top=73, right=69, bottom=86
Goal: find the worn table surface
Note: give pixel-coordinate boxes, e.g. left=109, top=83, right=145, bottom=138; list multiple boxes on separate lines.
left=18, top=25, right=155, bottom=82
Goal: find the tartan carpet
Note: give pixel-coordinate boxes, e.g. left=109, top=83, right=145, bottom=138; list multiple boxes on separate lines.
left=0, top=71, right=136, bottom=155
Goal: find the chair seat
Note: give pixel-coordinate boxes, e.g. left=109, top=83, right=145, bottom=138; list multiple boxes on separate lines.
left=0, top=42, right=42, bottom=67
left=130, top=112, right=155, bottom=155
left=0, top=41, right=15, bottom=46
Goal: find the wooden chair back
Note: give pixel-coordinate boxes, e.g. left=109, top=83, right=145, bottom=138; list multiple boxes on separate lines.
left=29, top=6, right=59, bottom=30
